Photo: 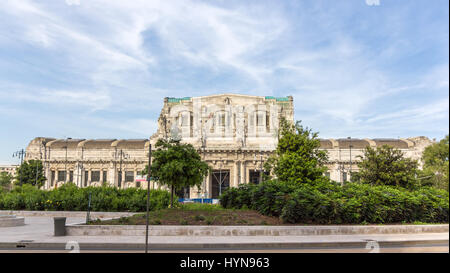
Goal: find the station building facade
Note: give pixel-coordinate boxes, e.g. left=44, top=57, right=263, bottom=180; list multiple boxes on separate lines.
left=25, top=94, right=433, bottom=198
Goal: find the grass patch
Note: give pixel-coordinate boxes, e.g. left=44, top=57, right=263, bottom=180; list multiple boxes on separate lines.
left=88, top=204, right=448, bottom=226
left=91, top=205, right=285, bottom=226
left=177, top=203, right=225, bottom=211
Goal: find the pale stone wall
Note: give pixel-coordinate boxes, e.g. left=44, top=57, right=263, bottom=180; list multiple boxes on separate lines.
left=25, top=94, right=434, bottom=196
left=0, top=165, right=18, bottom=177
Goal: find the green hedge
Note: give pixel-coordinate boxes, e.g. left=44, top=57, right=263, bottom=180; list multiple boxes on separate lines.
left=220, top=180, right=449, bottom=224
left=0, top=183, right=171, bottom=212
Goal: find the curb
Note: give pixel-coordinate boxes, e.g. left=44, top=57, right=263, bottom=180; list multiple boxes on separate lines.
left=64, top=224, right=450, bottom=236
left=1, top=239, right=448, bottom=251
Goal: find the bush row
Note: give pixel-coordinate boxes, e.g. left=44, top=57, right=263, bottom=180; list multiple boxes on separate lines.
left=220, top=180, right=449, bottom=224
left=0, top=183, right=171, bottom=212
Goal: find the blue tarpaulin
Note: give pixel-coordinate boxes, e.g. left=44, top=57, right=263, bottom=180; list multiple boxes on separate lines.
left=178, top=198, right=216, bottom=204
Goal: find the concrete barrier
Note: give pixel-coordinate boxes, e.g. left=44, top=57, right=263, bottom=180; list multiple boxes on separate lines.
left=65, top=224, right=449, bottom=236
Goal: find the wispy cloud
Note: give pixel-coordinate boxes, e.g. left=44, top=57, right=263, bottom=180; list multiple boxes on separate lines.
left=0, top=0, right=448, bottom=163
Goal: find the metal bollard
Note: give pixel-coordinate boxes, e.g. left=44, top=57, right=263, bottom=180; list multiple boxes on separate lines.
left=54, top=217, right=66, bottom=236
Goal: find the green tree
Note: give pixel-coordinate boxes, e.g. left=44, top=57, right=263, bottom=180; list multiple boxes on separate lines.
left=14, top=160, right=46, bottom=188
left=419, top=135, right=449, bottom=190
left=351, top=145, right=419, bottom=189
left=0, top=172, right=13, bottom=192
left=265, top=118, right=329, bottom=184
left=144, top=139, right=210, bottom=207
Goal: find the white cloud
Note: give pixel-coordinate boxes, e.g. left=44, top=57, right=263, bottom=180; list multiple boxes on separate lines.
left=0, top=0, right=447, bottom=150
left=65, top=0, right=80, bottom=6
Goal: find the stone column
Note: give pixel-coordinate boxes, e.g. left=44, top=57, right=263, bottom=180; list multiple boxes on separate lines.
left=109, top=162, right=115, bottom=187
left=206, top=173, right=211, bottom=198
left=66, top=169, right=69, bottom=184
left=240, top=161, right=246, bottom=184
left=233, top=161, right=239, bottom=188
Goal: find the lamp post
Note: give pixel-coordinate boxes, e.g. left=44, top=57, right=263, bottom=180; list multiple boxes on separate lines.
left=201, top=131, right=207, bottom=201
left=13, top=149, right=26, bottom=165
left=64, top=145, right=68, bottom=184
left=63, top=138, right=72, bottom=184
left=145, top=142, right=152, bottom=253
left=259, top=151, right=263, bottom=184
left=116, top=149, right=129, bottom=189
left=35, top=146, right=42, bottom=188
left=348, top=137, right=352, bottom=182
left=219, top=158, right=223, bottom=197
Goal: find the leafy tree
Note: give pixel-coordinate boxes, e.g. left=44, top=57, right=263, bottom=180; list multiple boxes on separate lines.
left=0, top=172, right=13, bottom=192
left=419, top=135, right=449, bottom=190
left=264, top=118, right=329, bottom=184
left=14, top=160, right=46, bottom=188
left=351, top=145, right=419, bottom=189
left=144, top=139, right=210, bottom=207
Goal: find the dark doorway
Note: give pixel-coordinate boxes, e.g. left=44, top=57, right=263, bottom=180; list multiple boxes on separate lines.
left=118, top=171, right=122, bottom=188
left=249, top=170, right=269, bottom=184
left=176, top=186, right=190, bottom=199
left=211, top=170, right=230, bottom=199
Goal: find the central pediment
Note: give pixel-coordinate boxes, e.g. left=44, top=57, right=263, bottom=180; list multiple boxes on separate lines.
left=192, top=93, right=268, bottom=106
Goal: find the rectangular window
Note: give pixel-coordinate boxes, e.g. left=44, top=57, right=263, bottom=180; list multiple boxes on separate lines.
left=69, top=171, right=73, bottom=182
left=58, top=171, right=66, bottom=182
left=217, top=113, right=225, bottom=127
left=182, top=114, right=189, bottom=127
left=125, top=171, right=134, bottom=182
left=136, top=181, right=141, bottom=188
left=342, top=172, right=347, bottom=182
left=118, top=171, right=122, bottom=188
left=51, top=171, right=55, bottom=186
left=257, top=113, right=265, bottom=126
left=91, top=171, right=100, bottom=182
left=103, top=171, right=107, bottom=183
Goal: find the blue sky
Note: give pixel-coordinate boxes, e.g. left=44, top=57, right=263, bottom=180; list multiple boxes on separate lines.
left=0, top=0, right=448, bottom=164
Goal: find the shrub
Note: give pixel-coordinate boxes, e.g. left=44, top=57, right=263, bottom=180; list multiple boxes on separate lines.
left=220, top=183, right=256, bottom=209
left=251, top=180, right=298, bottom=216
left=220, top=179, right=449, bottom=224
left=280, top=183, right=448, bottom=224
left=0, top=184, right=171, bottom=212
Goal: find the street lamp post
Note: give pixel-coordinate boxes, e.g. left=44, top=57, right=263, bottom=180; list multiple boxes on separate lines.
left=259, top=151, right=263, bottom=184
left=348, top=137, right=352, bottom=182
left=35, top=147, right=42, bottom=188
left=63, top=138, right=72, bottom=184
left=219, top=159, right=222, bottom=197
left=13, top=149, right=26, bottom=165
left=116, top=149, right=129, bottom=189
left=201, top=133, right=207, bottom=201
left=64, top=146, right=68, bottom=184
left=119, top=150, right=122, bottom=188
left=145, top=142, right=152, bottom=253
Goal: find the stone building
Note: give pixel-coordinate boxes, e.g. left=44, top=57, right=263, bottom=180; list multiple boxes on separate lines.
left=0, top=165, right=18, bottom=177
left=25, top=94, right=433, bottom=198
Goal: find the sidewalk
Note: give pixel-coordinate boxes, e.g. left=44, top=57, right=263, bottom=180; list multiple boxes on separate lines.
left=0, top=217, right=448, bottom=250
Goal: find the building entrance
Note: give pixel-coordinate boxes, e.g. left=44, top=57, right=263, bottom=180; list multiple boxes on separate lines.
left=211, top=170, right=230, bottom=199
